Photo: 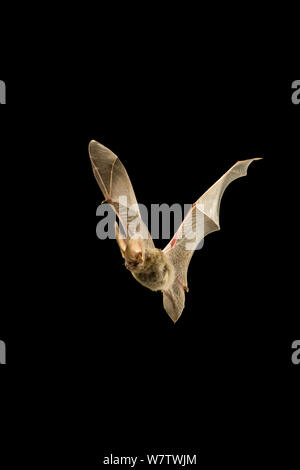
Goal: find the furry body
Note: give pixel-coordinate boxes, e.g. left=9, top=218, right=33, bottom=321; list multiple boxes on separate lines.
left=131, top=248, right=175, bottom=292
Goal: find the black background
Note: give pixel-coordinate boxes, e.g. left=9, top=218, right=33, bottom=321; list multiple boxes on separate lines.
left=0, top=76, right=299, bottom=466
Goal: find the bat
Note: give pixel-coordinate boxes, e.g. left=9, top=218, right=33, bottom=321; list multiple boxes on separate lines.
left=89, top=140, right=261, bottom=323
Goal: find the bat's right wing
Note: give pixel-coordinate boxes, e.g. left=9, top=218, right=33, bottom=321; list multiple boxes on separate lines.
left=162, top=158, right=262, bottom=323
left=89, top=140, right=154, bottom=250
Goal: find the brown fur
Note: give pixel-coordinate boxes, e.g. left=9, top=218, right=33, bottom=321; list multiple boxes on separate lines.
left=131, top=248, right=175, bottom=292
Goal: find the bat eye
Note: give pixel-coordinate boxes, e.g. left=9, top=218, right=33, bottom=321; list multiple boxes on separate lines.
left=125, top=258, right=140, bottom=270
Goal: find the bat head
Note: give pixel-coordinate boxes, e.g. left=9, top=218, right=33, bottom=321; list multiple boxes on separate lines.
left=115, top=222, right=144, bottom=271
left=124, top=239, right=144, bottom=270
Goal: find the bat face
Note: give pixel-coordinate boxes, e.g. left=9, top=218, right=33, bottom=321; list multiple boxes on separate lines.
left=89, top=140, right=261, bottom=322
left=124, top=242, right=144, bottom=271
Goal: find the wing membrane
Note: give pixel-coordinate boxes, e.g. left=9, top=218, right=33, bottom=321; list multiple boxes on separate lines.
left=89, top=140, right=154, bottom=248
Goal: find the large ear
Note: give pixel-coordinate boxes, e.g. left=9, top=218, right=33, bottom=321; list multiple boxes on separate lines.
left=115, top=221, right=127, bottom=258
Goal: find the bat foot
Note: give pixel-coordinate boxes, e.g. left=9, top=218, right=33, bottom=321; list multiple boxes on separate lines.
left=176, top=277, right=189, bottom=293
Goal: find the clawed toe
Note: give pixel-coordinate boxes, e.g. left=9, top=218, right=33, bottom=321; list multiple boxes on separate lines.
left=176, top=276, right=189, bottom=293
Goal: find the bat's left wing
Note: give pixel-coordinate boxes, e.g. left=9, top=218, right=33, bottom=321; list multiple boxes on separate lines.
left=89, top=140, right=154, bottom=249
left=162, top=158, right=262, bottom=322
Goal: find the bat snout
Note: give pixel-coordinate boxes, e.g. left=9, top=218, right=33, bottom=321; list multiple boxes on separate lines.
left=125, top=255, right=143, bottom=271
left=124, top=242, right=144, bottom=271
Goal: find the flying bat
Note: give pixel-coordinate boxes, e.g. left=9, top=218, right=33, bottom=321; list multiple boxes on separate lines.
left=89, top=140, right=261, bottom=323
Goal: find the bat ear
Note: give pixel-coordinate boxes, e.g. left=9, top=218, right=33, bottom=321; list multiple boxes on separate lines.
left=115, top=221, right=127, bottom=258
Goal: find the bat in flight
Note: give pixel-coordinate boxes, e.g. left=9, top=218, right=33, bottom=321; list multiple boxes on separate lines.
left=89, top=140, right=261, bottom=323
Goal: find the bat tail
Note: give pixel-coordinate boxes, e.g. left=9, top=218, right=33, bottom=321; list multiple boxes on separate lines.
left=162, top=243, right=193, bottom=322
left=162, top=279, right=187, bottom=323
